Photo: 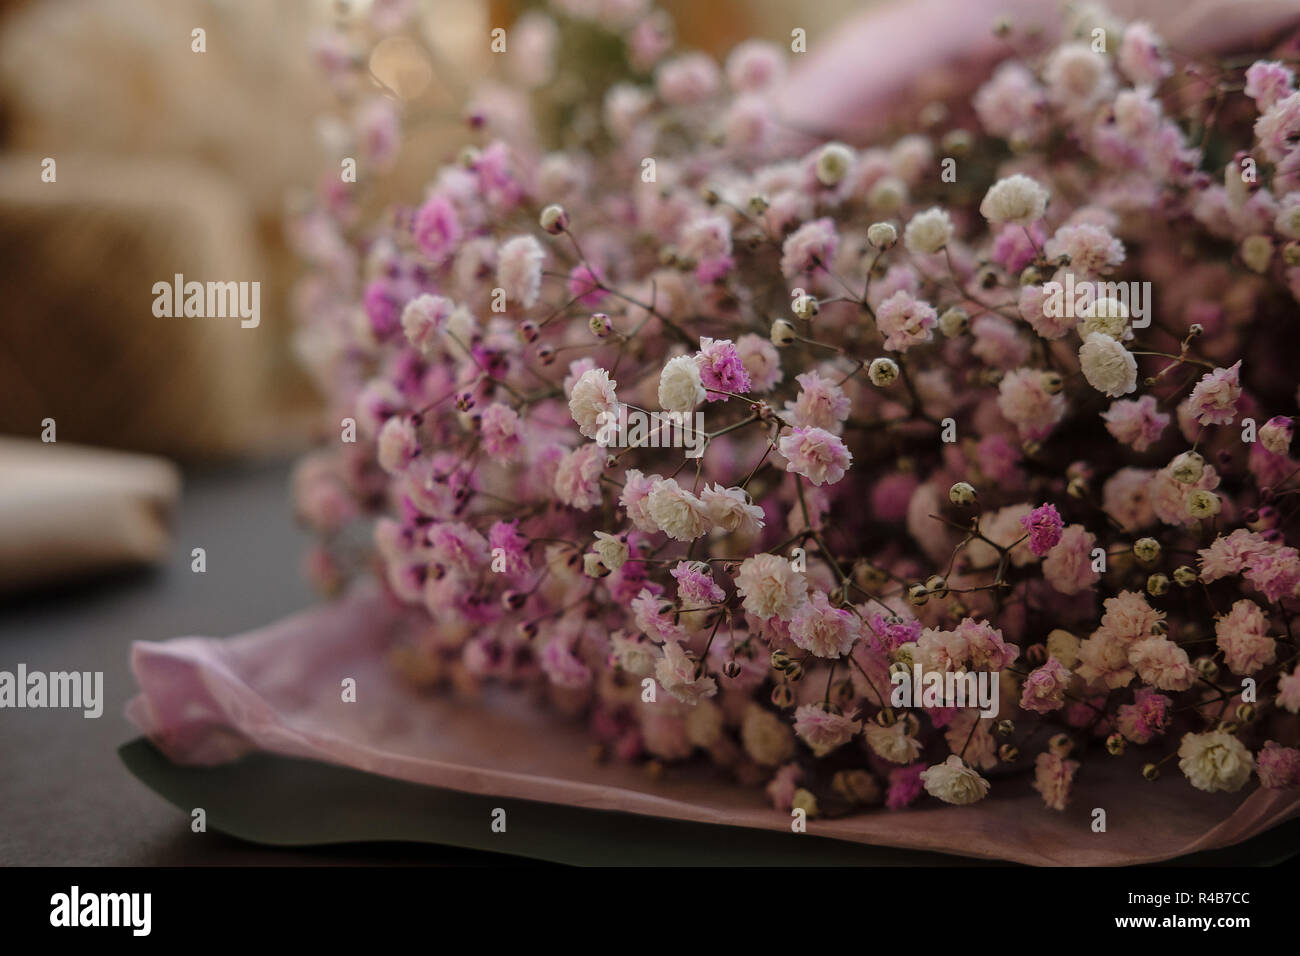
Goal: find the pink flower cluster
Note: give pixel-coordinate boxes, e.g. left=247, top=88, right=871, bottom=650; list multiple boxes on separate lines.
left=290, top=1, right=1300, bottom=817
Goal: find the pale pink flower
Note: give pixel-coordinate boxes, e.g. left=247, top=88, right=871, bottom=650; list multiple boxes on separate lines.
left=479, top=403, right=522, bottom=459
left=655, top=52, right=720, bottom=105
left=1187, top=361, right=1243, bottom=426
left=496, top=235, right=545, bottom=308
left=793, top=704, right=860, bottom=756
left=778, top=426, right=852, bottom=486
left=1100, top=591, right=1164, bottom=643
left=646, top=477, right=711, bottom=541
left=1075, top=629, right=1136, bottom=689
left=789, top=591, right=859, bottom=659
left=735, top=333, right=782, bottom=392
left=783, top=370, right=850, bottom=432
left=1032, top=751, right=1079, bottom=811
left=1128, top=637, right=1196, bottom=692
left=1102, top=395, right=1169, bottom=451
left=1216, top=599, right=1277, bottom=675
left=876, top=290, right=938, bottom=352
left=1245, top=60, right=1296, bottom=112
left=779, top=217, right=839, bottom=278
left=1042, top=524, right=1101, bottom=595
left=554, top=444, right=604, bottom=509
left=1044, top=223, right=1125, bottom=275
left=1117, top=22, right=1172, bottom=88
left=1117, top=688, right=1172, bottom=744
left=1018, top=283, right=1077, bottom=340
left=700, top=484, right=764, bottom=536
left=568, top=367, right=619, bottom=439
left=654, top=640, right=718, bottom=704
left=1256, top=741, right=1300, bottom=789
left=734, top=553, right=805, bottom=621
left=1020, top=657, right=1071, bottom=714
left=997, top=367, right=1067, bottom=439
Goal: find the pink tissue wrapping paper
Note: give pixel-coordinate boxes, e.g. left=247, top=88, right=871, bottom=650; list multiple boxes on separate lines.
left=127, top=589, right=1300, bottom=866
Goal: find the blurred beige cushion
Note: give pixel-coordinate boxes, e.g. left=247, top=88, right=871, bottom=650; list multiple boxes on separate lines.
left=0, top=152, right=292, bottom=459
left=0, top=437, right=180, bottom=593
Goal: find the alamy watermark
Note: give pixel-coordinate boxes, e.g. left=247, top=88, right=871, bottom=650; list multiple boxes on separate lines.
left=50, top=886, right=151, bottom=936
left=0, top=664, right=102, bottom=718
left=890, top=663, right=1001, bottom=718
left=1042, top=274, right=1151, bottom=328
left=152, top=273, right=260, bottom=328
left=594, top=404, right=706, bottom=459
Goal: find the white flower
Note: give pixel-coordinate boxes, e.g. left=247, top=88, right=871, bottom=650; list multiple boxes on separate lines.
left=1177, top=731, right=1254, bottom=793
left=646, top=478, right=712, bottom=541
left=740, top=704, right=796, bottom=766
left=609, top=630, right=656, bottom=676
left=920, top=755, right=991, bottom=804
left=1078, top=297, right=1129, bottom=339
left=654, top=640, right=717, bottom=705
left=658, top=354, right=706, bottom=411
left=734, top=552, right=805, bottom=620
left=700, top=483, right=765, bottom=535
left=903, top=207, right=954, bottom=255
left=497, top=235, right=545, bottom=307
left=864, top=721, right=922, bottom=764
left=979, top=173, right=1049, bottom=225
left=1079, top=332, right=1137, bottom=397
left=592, top=531, right=628, bottom=571
left=867, top=221, right=898, bottom=249
left=568, top=367, right=619, bottom=439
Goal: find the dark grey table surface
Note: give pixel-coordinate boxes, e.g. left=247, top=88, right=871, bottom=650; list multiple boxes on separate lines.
left=0, top=457, right=513, bottom=865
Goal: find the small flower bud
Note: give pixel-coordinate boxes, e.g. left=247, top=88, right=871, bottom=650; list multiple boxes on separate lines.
left=906, top=583, right=929, bottom=606
left=1194, top=656, right=1219, bottom=680
left=866, top=221, right=897, bottom=250
left=589, top=312, right=612, bottom=337
left=770, top=649, right=791, bottom=671
left=1146, top=573, right=1170, bottom=596
left=518, top=320, right=540, bottom=343
left=792, top=294, right=819, bottom=319
left=868, top=356, right=899, bottom=387
left=1173, top=565, right=1198, bottom=587
left=1106, top=733, right=1126, bottom=755
left=747, top=194, right=770, bottom=215
left=874, top=707, right=898, bottom=727
left=539, top=203, right=568, bottom=234
left=1186, top=489, right=1221, bottom=519
left=1142, top=762, right=1160, bottom=781
left=925, top=574, right=949, bottom=598
left=501, top=590, right=527, bottom=611
left=723, top=659, right=743, bottom=679
left=1133, top=537, right=1160, bottom=564
left=1040, top=371, right=1064, bottom=395
left=938, top=307, right=969, bottom=337
left=814, top=142, right=854, bottom=187
left=536, top=343, right=557, bottom=365
left=998, top=743, right=1019, bottom=762
left=784, top=659, right=805, bottom=681
left=949, top=481, right=977, bottom=506
left=770, top=318, right=797, bottom=347
left=995, top=719, right=1015, bottom=736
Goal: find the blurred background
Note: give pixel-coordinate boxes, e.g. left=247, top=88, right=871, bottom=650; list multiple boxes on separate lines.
left=0, top=0, right=865, bottom=594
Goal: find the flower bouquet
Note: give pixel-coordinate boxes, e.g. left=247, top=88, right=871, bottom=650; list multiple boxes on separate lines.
left=130, top=0, right=1300, bottom=863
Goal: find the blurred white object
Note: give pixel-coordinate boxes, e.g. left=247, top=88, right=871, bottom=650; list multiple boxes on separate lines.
left=0, top=438, right=180, bottom=593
